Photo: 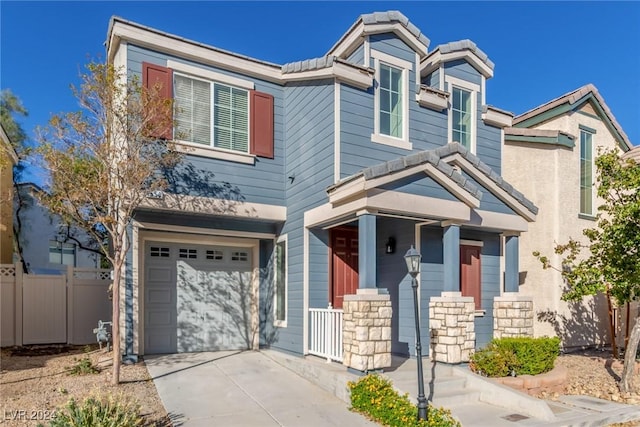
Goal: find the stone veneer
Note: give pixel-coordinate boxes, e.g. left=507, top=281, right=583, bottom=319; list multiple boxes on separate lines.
left=342, top=289, right=392, bottom=372
left=493, top=294, right=534, bottom=338
left=429, top=292, right=475, bottom=363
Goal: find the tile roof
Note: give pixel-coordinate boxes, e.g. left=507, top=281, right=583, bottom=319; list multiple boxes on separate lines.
left=281, top=56, right=371, bottom=74
left=329, top=143, right=538, bottom=215
left=360, top=11, right=431, bottom=49
left=431, top=39, right=495, bottom=70
left=513, top=84, right=633, bottom=150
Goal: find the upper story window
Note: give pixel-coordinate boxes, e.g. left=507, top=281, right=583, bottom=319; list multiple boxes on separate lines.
left=174, top=74, right=249, bottom=153
left=580, top=127, right=595, bottom=216
left=445, top=76, right=479, bottom=153
left=142, top=61, right=274, bottom=163
left=49, top=241, right=75, bottom=266
left=370, top=50, right=412, bottom=150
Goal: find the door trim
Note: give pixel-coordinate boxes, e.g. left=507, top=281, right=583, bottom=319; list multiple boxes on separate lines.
left=329, top=226, right=359, bottom=309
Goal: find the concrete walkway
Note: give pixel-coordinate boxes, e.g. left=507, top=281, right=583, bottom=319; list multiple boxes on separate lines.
left=145, top=350, right=376, bottom=427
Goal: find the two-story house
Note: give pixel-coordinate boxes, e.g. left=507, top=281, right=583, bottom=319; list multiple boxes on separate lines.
left=503, top=84, right=634, bottom=349
left=107, top=11, right=538, bottom=365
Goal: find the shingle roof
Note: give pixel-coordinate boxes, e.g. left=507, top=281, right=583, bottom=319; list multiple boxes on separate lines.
left=329, top=143, right=538, bottom=215
left=431, top=39, right=495, bottom=70
left=513, top=84, right=633, bottom=150
left=621, top=146, right=640, bottom=164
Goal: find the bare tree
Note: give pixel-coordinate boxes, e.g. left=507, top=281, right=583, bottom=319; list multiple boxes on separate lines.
left=37, top=62, right=179, bottom=385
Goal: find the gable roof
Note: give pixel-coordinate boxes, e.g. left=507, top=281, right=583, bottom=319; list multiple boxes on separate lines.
left=513, top=84, right=633, bottom=151
left=326, top=10, right=430, bottom=59
left=328, top=142, right=538, bottom=221
left=421, top=39, right=494, bottom=79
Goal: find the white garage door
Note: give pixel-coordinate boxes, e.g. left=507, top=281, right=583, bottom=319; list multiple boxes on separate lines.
left=144, top=241, right=253, bottom=354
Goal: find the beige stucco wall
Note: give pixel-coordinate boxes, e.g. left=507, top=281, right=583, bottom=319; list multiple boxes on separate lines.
left=503, top=102, right=625, bottom=349
left=0, top=153, right=14, bottom=264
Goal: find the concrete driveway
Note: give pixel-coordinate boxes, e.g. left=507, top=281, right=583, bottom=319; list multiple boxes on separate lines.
left=145, top=350, right=376, bottom=427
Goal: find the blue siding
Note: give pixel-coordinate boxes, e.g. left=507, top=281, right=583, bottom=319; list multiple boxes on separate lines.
left=272, top=80, right=335, bottom=354
left=460, top=230, right=501, bottom=349
left=259, top=239, right=277, bottom=347
left=133, top=211, right=279, bottom=235
left=347, top=44, right=365, bottom=65
left=476, top=121, right=502, bottom=174
left=423, top=71, right=440, bottom=89
left=376, top=217, right=415, bottom=356
left=380, top=175, right=458, bottom=202
left=444, top=60, right=481, bottom=86
left=127, top=44, right=286, bottom=207
left=370, top=34, right=416, bottom=65
left=463, top=173, right=515, bottom=215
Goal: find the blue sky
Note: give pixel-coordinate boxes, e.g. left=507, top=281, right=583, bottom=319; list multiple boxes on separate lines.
left=1, top=1, right=639, bottom=182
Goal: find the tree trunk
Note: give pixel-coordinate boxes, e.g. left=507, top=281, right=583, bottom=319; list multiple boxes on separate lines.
left=606, top=290, right=619, bottom=359
left=619, top=312, right=640, bottom=393
left=111, top=261, right=121, bottom=385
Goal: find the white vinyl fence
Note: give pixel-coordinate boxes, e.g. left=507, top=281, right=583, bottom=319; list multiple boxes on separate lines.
left=309, top=305, right=343, bottom=362
left=0, top=263, right=111, bottom=346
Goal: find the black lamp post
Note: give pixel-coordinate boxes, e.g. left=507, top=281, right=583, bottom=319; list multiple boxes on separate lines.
left=404, top=245, right=428, bottom=421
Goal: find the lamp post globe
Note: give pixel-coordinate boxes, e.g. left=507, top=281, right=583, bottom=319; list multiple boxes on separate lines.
left=404, top=245, right=428, bottom=421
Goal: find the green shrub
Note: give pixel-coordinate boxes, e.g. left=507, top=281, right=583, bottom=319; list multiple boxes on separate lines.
left=348, top=374, right=461, bottom=427
left=39, top=393, right=142, bottom=427
left=470, top=336, right=561, bottom=377
left=68, top=355, right=99, bottom=375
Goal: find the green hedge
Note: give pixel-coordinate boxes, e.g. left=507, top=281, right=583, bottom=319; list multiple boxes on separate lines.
left=470, top=336, right=561, bottom=377
left=348, top=374, right=461, bottom=427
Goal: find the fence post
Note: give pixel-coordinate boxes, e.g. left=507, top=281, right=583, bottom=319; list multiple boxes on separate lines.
left=325, top=303, right=332, bottom=363
left=66, top=265, right=74, bottom=345
left=15, top=262, right=23, bottom=346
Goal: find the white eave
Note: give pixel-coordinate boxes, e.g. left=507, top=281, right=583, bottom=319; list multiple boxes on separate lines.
left=107, top=18, right=374, bottom=88
left=482, top=105, right=514, bottom=128
left=417, top=85, right=449, bottom=111
left=327, top=21, right=429, bottom=60
left=421, top=49, right=494, bottom=79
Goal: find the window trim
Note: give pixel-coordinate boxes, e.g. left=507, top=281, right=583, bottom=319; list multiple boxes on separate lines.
left=274, top=234, right=288, bottom=327
left=371, top=49, right=412, bottom=150
left=49, top=240, right=76, bottom=267
left=168, top=60, right=257, bottom=162
left=445, top=76, right=479, bottom=153
left=579, top=128, right=595, bottom=216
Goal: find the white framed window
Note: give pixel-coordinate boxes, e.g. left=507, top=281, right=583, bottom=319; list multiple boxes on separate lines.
left=274, top=235, right=287, bottom=327
left=174, top=73, right=249, bottom=153
left=371, top=50, right=412, bottom=150
left=446, top=76, right=479, bottom=152
left=49, top=241, right=75, bottom=266
left=580, top=128, right=595, bottom=216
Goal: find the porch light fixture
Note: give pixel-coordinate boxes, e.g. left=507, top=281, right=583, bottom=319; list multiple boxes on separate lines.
left=404, top=245, right=428, bottom=421
left=385, top=237, right=396, bottom=254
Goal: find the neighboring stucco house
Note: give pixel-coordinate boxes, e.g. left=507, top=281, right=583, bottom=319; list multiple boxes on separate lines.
left=503, top=84, right=634, bottom=349
left=0, top=124, right=18, bottom=264
left=107, top=11, right=538, bottom=365
left=15, top=183, right=101, bottom=274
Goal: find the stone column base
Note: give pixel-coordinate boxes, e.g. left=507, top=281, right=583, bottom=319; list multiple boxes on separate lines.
left=343, top=289, right=392, bottom=372
left=493, top=294, right=534, bottom=338
left=429, top=292, right=475, bottom=363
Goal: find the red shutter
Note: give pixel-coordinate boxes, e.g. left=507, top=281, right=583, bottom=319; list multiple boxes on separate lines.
left=250, top=90, right=274, bottom=159
left=142, top=62, right=173, bottom=140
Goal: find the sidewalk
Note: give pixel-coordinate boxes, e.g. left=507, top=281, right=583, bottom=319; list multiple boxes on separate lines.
left=263, top=350, right=640, bottom=427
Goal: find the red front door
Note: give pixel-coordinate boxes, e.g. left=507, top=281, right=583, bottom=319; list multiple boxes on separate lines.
left=460, top=245, right=482, bottom=310
left=330, top=227, right=359, bottom=309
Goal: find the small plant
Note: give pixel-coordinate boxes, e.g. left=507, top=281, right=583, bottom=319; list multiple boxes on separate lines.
left=39, top=393, right=142, bottom=427
left=68, top=355, right=99, bottom=375
left=348, top=374, right=461, bottom=427
left=470, top=337, right=561, bottom=377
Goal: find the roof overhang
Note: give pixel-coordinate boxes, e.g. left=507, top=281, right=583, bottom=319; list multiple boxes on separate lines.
left=327, top=15, right=429, bottom=60
left=421, top=48, right=494, bottom=79
left=504, top=128, right=575, bottom=149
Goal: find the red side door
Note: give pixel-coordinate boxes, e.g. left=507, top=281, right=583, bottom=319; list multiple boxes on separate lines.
left=460, top=245, right=482, bottom=310
left=330, top=227, right=359, bottom=309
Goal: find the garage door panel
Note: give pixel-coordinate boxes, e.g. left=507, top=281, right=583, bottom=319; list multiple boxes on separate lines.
left=146, top=330, right=176, bottom=354
left=147, top=309, right=174, bottom=327
left=145, top=241, right=254, bottom=354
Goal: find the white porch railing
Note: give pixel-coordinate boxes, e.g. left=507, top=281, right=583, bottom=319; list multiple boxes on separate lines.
left=309, top=305, right=343, bottom=362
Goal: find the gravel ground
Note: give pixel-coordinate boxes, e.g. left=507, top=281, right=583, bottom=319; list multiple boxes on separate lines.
left=0, top=345, right=169, bottom=427
left=0, top=345, right=638, bottom=427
